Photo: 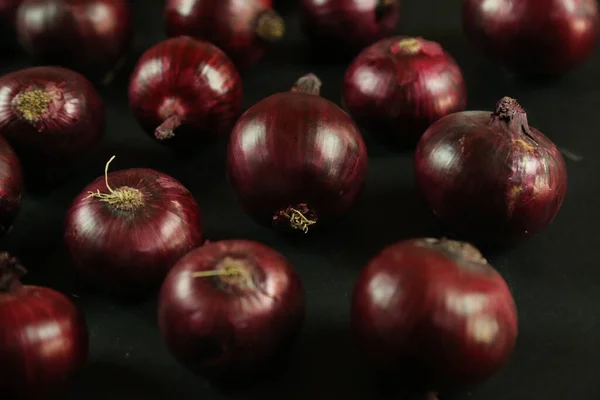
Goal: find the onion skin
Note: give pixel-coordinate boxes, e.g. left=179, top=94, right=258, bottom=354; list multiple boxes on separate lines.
left=16, top=0, right=132, bottom=82
left=462, top=0, right=600, bottom=76
left=300, top=0, right=400, bottom=53
left=227, top=74, right=368, bottom=233
left=343, top=36, right=467, bottom=146
left=158, top=239, right=305, bottom=380
left=164, top=0, right=285, bottom=69
left=0, top=136, right=22, bottom=237
left=351, top=238, right=518, bottom=392
left=128, top=37, right=243, bottom=148
left=65, top=163, right=203, bottom=296
left=0, top=254, right=89, bottom=399
left=0, top=66, right=105, bottom=189
left=414, top=97, right=568, bottom=245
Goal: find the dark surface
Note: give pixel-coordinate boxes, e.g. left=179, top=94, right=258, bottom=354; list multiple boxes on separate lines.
left=0, top=0, right=598, bottom=399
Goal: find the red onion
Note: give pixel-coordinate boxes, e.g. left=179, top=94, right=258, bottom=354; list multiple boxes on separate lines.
left=227, top=73, right=368, bottom=233
left=462, top=0, right=600, bottom=76
left=300, top=0, right=400, bottom=53
left=343, top=36, right=467, bottom=146
left=0, top=66, right=105, bottom=189
left=158, top=239, right=305, bottom=380
left=164, top=0, right=285, bottom=69
left=414, top=97, right=568, bottom=244
left=0, top=136, right=22, bottom=237
left=65, top=156, right=203, bottom=296
left=351, top=238, right=518, bottom=392
left=0, top=253, right=88, bottom=399
left=16, top=0, right=132, bottom=82
left=129, top=36, right=243, bottom=148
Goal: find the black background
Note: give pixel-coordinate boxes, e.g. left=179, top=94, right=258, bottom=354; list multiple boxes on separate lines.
left=2, top=1, right=599, bottom=399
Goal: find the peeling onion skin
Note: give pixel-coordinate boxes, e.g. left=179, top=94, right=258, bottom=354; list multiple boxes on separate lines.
left=0, top=254, right=89, bottom=399
left=0, top=136, right=22, bottom=237
left=65, top=168, right=203, bottom=297
left=343, top=36, right=467, bottom=146
left=414, top=97, right=568, bottom=245
left=164, top=0, right=285, bottom=69
left=16, top=0, right=133, bottom=82
left=462, top=0, right=600, bottom=76
left=0, top=66, right=105, bottom=189
left=227, top=74, right=369, bottom=233
left=300, top=0, right=400, bottom=53
left=351, top=238, right=518, bottom=392
left=158, top=239, right=305, bottom=380
left=128, top=37, right=243, bottom=148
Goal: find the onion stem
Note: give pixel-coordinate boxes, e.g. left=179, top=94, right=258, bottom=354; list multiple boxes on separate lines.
left=278, top=205, right=317, bottom=233
left=192, top=258, right=255, bottom=289
left=85, top=156, right=144, bottom=211
left=0, top=253, right=26, bottom=293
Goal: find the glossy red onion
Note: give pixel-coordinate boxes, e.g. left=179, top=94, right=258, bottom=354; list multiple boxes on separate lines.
left=351, top=238, right=518, bottom=392
left=65, top=157, right=203, bottom=296
left=300, top=0, right=400, bottom=52
left=414, top=97, right=568, bottom=244
left=0, top=136, right=22, bottom=237
left=343, top=36, right=467, bottom=145
left=0, top=253, right=88, bottom=399
left=462, top=0, right=600, bottom=75
left=158, top=239, right=305, bottom=380
left=0, top=66, right=105, bottom=188
left=16, top=0, right=132, bottom=82
left=227, top=74, right=368, bottom=233
left=129, top=37, right=243, bottom=148
left=165, top=0, right=285, bottom=69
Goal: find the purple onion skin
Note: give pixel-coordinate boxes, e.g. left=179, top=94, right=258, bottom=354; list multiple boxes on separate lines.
left=0, top=66, right=105, bottom=189
left=0, top=136, right=22, bottom=237
left=227, top=74, right=369, bottom=233
left=16, top=0, right=132, bottom=82
left=414, top=97, right=568, bottom=245
left=462, top=0, right=600, bottom=76
left=164, top=0, right=284, bottom=69
left=65, top=168, right=203, bottom=297
left=351, top=238, right=518, bottom=392
left=128, top=37, right=243, bottom=148
left=158, top=239, right=305, bottom=380
left=0, top=254, right=89, bottom=399
left=343, top=36, right=467, bottom=146
left=300, top=0, right=400, bottom=53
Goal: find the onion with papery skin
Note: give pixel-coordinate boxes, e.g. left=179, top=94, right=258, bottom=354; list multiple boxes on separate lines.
left=351, top=238, right=518, bottom=392
left=0, top=253, right=89, bottom=399
left=16, top=0, right=133, bottom=83
left=164, top=0, right=285, bottom=69
left=0, top=136, right=22, bottom=237
left=129, top=36, right=243, bottom=148
left=227, top=73, right=368, bottom=233
left=158, top=239, right=305, bottom=380
left=300, top=0, right=400, bottom=53
left=343, top=36, right=467, bottom=145
left=65, top=157, right=203, bottom=296
left=0, top=66, right=105, bottom=189
left=462, top=0, right=600, bottom=76
left=414, top=97, right=568, bottom=244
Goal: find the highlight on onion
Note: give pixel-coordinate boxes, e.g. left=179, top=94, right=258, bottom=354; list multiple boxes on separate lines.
left=343, top=36, right=467, bottom=146
left=462, top=0, right=600, bottom=76
left=0, top=253, right=89, bottom=399
left=351, top=238, right=518, bottom=393
left=414, top=97, right=568, bottom=245
left=16, top=0, right=133, bottom=83
left=65, top=156, right=203, bottom=297
left=164, top=0, right=285, bottom=69
left=0, top=66, right=105, bottom=189
left=300, top=0, right=400, bottom=53
left=227, top=73, right=369, bottom=233
left=128, top=36, right=243, bottom=149
left=158, top=239, right=305, bottom=380
left=0, top=136, right=22, bottom=237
